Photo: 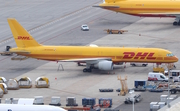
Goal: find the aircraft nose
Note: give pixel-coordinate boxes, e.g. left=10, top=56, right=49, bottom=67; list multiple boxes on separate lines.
left=174, top=56, right=179, bottom=62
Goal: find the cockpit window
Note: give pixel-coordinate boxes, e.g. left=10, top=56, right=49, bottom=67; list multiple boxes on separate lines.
left=167, top=53, right=174, bottom=57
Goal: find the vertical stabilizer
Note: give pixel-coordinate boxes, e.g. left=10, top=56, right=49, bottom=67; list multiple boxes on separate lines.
left=104, top=0, right=124, bottom=3
left=7, top=18, right=41, bottom=48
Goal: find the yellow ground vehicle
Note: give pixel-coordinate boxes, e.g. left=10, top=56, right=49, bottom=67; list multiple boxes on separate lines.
left=104, top=29, right=128, bottom=34
left=153, top=67, right=165, bottom=73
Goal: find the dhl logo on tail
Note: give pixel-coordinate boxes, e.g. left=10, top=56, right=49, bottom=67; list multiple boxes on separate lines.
left=123, top=52, right=156, bottom=60
left=17, top=36, right=30, bottom=40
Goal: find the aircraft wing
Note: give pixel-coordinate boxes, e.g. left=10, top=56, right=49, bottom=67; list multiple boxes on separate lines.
left=9, top=50, right=30, bottom=54
left=93, top=5, right=119, bottom=8
left=59, top=57, right=112, bottom=62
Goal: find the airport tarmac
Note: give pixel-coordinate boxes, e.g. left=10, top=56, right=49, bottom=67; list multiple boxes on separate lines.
left=1, top=0, right=180, bottom=111
left=0, top=0, right=140, bottom=79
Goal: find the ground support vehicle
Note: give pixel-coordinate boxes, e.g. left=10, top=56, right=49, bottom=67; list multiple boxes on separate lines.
left=133, top=80, right=146, bottom=91
left=99, top=89, right=113, bottom=92
left=124, top=94, right=142, bottom=104
left=149, top=89, right=163, bottom=92
left=81, top=24, right=89, bottom=31
left=98, top=98, right=112, bottom=108
left=170, top=88, right=180, bottom=94
left=104, top=29, right=128, bottom=34
left=148, top=72, right=168, bottom=81
left=169, top=84, right=180, bottom=94
left=82, top=98, right=96, bottom=108
left=66, top=97, right=78, bottom=106
left=133, top=87, right=146, bottom=92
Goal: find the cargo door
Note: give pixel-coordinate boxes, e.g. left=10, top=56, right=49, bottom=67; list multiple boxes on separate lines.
left=157, top=50, right=163, bottom=61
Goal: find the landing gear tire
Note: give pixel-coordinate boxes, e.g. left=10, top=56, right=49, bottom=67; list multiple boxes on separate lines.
left=83, top=68, right=87, bottom=72
left=132, top=64, right=136, bottom=66
left=87, top=69, right=92, bottom=72
left=178, top=22, right=180, bottom=26
left=83, top=68, right=92, bottom=72
left=173, top=21, right=178, bottom=26
left=142, top=64, right=147, bottom=67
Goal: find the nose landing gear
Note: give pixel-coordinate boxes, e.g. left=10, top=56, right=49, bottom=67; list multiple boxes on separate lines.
left=173, top=18, right=180, bottom=26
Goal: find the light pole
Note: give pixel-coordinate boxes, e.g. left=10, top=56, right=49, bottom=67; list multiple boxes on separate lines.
left=129, top=90, right=135, bottom=111
left=167, top=63, right=171, bottom=108
left=132, top=98, right=134, bottom=111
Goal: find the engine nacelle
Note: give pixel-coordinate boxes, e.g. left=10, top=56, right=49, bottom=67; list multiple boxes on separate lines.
left=94, top=61, right=113, bottom=70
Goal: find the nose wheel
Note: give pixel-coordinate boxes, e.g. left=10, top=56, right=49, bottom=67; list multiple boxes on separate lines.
left=173, top=21, right=178, bottom=25
left=173, top=18, right=180, bottom=26
left=83, top=68, right=92, bottom=72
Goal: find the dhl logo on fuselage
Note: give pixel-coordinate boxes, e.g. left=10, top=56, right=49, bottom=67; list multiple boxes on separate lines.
left=17, top=36, right=30, bottom=40
left=123, top=52, right=156, bottom=60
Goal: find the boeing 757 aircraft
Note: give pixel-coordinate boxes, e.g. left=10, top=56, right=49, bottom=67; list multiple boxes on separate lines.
left=94, top=0, right=180, bottom=25
left=6, top=19, right=178, bottom=72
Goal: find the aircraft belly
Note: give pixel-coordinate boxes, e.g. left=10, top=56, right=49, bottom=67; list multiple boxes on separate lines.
left=115, top=8, right=179, bottom=17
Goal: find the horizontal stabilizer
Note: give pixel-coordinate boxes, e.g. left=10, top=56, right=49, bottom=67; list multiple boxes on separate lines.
left=93, top=5, right=119, bottom=8
left=9, top=50, right=30, bottom=54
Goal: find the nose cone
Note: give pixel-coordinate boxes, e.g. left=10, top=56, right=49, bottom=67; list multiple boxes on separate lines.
left=174, top=56, right=179, bottom=62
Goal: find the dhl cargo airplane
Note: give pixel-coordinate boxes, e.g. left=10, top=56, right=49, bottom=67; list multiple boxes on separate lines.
left=6, top=18, right=178, bottom=72
left=94, top=0, right=180, bottom=25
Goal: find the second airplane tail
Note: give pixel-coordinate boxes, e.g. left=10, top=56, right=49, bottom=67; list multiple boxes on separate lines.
left=104, top=0, right=125, bottom=3
left=7, top=18, right=41, bottom=48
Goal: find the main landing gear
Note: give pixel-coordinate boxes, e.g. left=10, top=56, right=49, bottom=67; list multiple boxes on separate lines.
left=83, top=68, right=92, bottom=72
left=173, top=18, right=180, bottom=26
left=83, top=64, right=93, bottom=72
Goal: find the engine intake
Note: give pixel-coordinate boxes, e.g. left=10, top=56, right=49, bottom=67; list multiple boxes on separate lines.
left=94, top=61, right=113, bottom=70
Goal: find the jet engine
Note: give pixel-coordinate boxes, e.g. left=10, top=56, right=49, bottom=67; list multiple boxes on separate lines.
left=94, top=61, right=113, bottom=70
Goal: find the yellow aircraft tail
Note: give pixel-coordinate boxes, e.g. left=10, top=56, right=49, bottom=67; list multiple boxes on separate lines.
left=7, top=18, right=41, bottom=48
left=104, top=0, right=125, bottom=3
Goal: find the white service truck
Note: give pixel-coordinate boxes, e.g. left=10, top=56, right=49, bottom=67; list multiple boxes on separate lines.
left=148, top=72, right=168, bottom=82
